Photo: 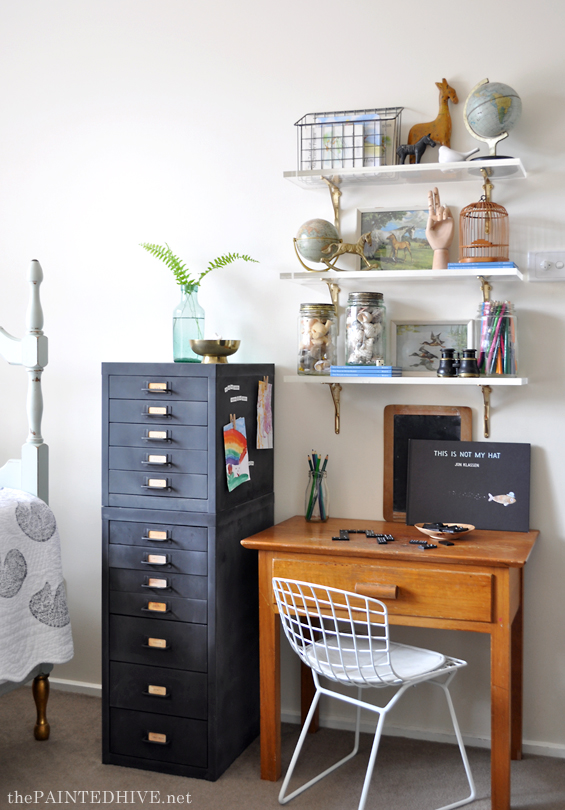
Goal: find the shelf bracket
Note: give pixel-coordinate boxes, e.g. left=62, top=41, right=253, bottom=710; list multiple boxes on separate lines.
left=481, top=385, right=492, bottom=438
left=321, top=176, right=342, bottom=235
left=324, top=280, right=340, bottom=321
left=478, top=275, right=492, bottom=302
left=324, top=382, right=342, bottom=434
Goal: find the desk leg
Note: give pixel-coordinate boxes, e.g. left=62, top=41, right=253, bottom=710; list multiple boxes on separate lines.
left=259, top=553, right=280, bottom=781
left=491, top=591, right=513, bottom=810
left=510, top=573, right=524, bottom=761
left=301, top=662, right=319, bottom=734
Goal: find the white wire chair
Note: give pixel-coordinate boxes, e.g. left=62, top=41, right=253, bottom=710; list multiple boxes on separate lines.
left=272, top=578, right=476, bottom=810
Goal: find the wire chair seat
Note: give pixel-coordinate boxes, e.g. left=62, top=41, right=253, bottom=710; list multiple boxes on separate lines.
left=273, top=578, right=477, bottom=810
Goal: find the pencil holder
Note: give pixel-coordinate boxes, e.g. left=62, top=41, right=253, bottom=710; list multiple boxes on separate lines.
left=475, top=301, right=518, bottom=376
left=305, top=471, right=329, bottom=522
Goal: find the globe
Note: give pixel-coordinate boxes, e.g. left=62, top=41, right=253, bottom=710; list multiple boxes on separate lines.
left=464, top=80, right=522, bottom=156
left=295, top=218, right=340, bottom=265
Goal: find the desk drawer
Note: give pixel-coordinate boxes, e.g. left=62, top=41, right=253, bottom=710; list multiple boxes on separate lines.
left=109, top=447, right=207, bottom=475
left=109, top=470, right=207, bottom=500
left=109, top=568, right=207, bottom=600
left=109, top=544, right=207, bottom=576
left=271, top=558, right=493, bottom=623
left=109, top=375, right=208, bottom=402
left=109, top=707, right=207, bottom=768
left=108, top=521, right=207, bottom=551
left=109, top=399, right=208, bottom=426
left=109, top=661, right=207, bottom=720
left=109, top=615, right=207, bottom=671
left=109, top=591, right=207, bottom=624
left=109, top=423, right=207, bottom=450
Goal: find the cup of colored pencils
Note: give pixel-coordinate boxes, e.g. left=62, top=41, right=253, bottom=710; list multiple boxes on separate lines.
left=476, top=300, right=518, bottom=376
left=305, top=452, right=329, bottom=522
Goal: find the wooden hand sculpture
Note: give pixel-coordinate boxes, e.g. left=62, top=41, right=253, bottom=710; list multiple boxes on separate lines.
left=426, top=187, right=454, bottom=270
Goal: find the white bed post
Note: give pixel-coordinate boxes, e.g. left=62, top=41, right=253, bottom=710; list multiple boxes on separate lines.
left=21, top=260, right=49, bottom=503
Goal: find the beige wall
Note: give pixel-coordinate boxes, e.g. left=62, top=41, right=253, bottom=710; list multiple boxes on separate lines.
left=0, top=0, right=564, bottom=754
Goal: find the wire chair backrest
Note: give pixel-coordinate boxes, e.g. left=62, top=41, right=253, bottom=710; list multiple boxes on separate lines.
left=272, top=578, right=396, bottom=686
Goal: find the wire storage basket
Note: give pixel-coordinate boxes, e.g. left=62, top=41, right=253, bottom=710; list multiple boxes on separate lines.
left=295, top=107, right=403, bottom=171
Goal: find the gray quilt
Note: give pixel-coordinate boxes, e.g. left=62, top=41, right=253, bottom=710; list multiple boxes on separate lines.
left=0, top=487, right=73, bottom=682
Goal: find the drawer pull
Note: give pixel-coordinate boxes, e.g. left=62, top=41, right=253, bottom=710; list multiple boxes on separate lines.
left=144, top=637, right=170, bottom=650
left=143, top=430, right=171, bottom=442
left=142, top=478, right=170, bottom=490
left=142, top=577, right=169, bottom=589
left=142, top=381, right=170, bottom=393
left=144, top=732, right=170, bottom=745
left=142, top=601, right=169, bottom=613
left=144, top=406, right=171, bottom=417
left=144, top=685, right=170, bottom=698
left=141, top=554, right=170, bottom=566
left=354, top=583, right=398, bottom=600
left=141, top=454, right=171, bottom=466
left=142, top=529, right=170, bottom=542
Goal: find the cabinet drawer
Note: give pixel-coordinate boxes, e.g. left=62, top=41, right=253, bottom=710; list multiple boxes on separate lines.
left=109, top=423, right=207, bottom=450
left=109, top=399, right=208, bottom=426
left=108, top=521, right=207, bottom=551
left=109, top=470, right=207, bottom=500
left=109, top=615, right=207, bottom=671
left=109, top=544, right=207, bottom=576
left=109, top=568, right=207, bottom=599
left=109, top=661, right=207, bottom=719
left=108, top=447, right=207, bottom=475
left=109, top=374, right=208, bottom=402
left=109, top=707, right=207, bottom=768
left=109, top=591, right=207, bottom=624
left=271, top=558, right=493, bottom=623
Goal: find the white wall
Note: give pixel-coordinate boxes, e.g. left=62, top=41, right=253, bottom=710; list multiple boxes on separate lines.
left=1, top=0, right=564, bottom=754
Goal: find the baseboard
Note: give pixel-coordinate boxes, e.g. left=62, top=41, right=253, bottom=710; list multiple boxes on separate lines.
left=49, top=677, right=102, bottom=698
left=281, top=710, right=565, bottom=760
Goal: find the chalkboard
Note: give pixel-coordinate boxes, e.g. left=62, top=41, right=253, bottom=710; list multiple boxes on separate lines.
left=383, top=405, right=472, bottom=522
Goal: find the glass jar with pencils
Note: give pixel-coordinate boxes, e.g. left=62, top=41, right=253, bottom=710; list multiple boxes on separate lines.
left=305, top=454, right=329, bottom=522
left=475, top=301, right=518, bottom=376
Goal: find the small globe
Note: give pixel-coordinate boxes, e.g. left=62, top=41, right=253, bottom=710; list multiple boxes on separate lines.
left=465, top=81, right=522, bottom=141
left=295, top=218, right=340, bottom=264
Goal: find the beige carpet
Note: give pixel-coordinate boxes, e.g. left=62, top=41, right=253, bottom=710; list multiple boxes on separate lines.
left=0, top=687, right=564, bottom=809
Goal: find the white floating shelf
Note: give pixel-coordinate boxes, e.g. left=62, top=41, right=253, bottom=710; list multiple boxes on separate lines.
left=284, top=158, right=527, bottom=189
left=284, top=375, right=528, bottom=386
left=280, top=267, right=524, bottom=283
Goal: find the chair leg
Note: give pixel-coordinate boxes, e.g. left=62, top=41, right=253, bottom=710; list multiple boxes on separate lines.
left=279, top=687, right=363, bottom=805
left=435, top=682, right=476, bottom=810
left=32, top=673, right=50, bottom=741
left=357, top=710, right=386, bottom=810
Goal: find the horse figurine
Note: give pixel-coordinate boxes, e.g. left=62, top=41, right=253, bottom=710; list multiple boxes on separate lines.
left=396, top=134, right=437, bottom=164
left=387, top=232, right=412, bottom=262
left=321, top=231, right=373, bottom=269
left=407, top=79, right=458, bottom=163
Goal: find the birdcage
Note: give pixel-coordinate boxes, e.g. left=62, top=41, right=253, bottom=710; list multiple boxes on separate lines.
left=459, top=172, right=509, bottom=263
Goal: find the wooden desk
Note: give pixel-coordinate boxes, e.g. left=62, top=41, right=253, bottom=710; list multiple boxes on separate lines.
left=241, top=516, right=538, bottom=810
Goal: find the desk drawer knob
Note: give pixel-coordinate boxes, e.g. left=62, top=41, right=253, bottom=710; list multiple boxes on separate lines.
left=355, top=583, right=398, bottom=600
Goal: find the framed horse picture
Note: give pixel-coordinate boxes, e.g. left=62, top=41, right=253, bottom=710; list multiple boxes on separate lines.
left=357, top=206, right=433, bottom=270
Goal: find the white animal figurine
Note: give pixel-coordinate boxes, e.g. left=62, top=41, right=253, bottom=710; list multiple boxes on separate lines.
left=438, top=145, right=480, bottom=163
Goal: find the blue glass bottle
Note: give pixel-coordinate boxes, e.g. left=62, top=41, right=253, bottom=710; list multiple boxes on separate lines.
left=173, top=285, right=205, bottom=362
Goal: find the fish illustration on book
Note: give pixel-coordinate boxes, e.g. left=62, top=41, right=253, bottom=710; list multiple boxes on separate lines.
left=488, top=492, right=516, bottom=507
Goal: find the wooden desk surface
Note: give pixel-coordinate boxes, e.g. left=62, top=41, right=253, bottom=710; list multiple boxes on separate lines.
left=241, top=515, right=538, bottom=569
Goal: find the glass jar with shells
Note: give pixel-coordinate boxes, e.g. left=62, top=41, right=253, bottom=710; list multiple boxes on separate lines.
left=298, top=303, right=337, bottom=375
left=345, top=292, right=386, bottom=365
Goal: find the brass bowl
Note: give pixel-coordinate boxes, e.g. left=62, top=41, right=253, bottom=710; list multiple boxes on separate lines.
left=189, top=339, right=241, bottom=364
left=414, top=523, right=475, bottom=541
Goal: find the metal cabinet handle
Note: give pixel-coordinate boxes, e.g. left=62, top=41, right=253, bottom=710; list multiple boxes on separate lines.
left=141, top=530, right=170, bottom=542
left=140, top=555, right=170, bottom=566
left=354, top=582, right=398, bottom=600
left=142, top=431, right=171, bottom=442
left=141, top=381, right=171, bottom=394
left=141, top=479, right=171, bottom=491
left=142, top=639, right=171, bottom=650
left=143, top=733, right=171, bottom=746
left=142, top=688, right=171, bottom=699
left=143, top=406, right=171, bottom=418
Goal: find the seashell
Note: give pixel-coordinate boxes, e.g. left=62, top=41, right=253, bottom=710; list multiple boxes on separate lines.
left=314, top=360, right=331, bottom=372
left=311, top=321, right=330, bottom=339
left=363, top=322, right=382, bottom=339
left=307, top=318, right=320, bottom=328
left=310, top=346, right=323, bottom=361
left=357, top=310, right=374, bottom=324
left=311, top=338, right=325, bottom=347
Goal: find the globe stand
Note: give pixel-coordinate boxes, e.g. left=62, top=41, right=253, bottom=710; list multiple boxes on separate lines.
left=293, top=238, right=343, bottom=272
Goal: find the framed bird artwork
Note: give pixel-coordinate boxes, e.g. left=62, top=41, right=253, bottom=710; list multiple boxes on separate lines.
left=390, top=320, right=473, bottom=375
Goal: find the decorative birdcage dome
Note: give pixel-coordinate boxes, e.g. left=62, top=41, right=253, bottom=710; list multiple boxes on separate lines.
left=459, top=171, right=509, bottom=263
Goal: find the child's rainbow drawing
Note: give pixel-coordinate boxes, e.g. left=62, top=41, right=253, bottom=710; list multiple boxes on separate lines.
left=223, top=416, right=250, bottom=492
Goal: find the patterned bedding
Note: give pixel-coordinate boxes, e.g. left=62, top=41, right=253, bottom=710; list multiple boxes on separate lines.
left=0, top=487, right=73, bottom=683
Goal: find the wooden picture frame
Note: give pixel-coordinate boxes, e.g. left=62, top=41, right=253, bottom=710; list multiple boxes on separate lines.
left=383, top=404, right=472, bottom=523
left=357, top=206, right=433, bottom=270
left=391, top=320, right=474, bottom=376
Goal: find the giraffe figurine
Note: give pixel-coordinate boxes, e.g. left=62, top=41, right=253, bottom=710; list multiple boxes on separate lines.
left=407, top=79, right=458, bottom=162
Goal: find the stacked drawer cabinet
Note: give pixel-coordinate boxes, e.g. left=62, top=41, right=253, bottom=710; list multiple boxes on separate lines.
left=102, top=362, right=274, bottom=780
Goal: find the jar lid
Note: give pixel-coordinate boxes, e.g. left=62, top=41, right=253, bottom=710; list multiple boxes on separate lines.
left=299, top=303, right=335, bottom=314
left=346, top=292, right=384, bottom=304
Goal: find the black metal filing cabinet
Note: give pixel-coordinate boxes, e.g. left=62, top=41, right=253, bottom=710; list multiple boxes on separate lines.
left=102, top=363, right=274, bottom=780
